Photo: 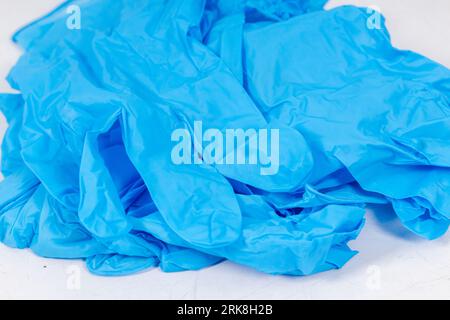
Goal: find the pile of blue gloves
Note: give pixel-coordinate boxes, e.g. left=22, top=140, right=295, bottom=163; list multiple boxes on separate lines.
left=0, top=0, right=449, bottom=276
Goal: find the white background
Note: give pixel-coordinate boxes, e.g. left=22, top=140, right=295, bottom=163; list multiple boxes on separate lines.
left=0, top=0, right=449, bottom=300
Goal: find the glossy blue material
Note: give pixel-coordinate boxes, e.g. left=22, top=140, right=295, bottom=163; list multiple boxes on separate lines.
left=0, top=0, right=449, bottom=276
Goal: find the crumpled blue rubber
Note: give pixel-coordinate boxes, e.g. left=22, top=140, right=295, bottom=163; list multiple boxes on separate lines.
left=0, top=0, right=449, bottom=276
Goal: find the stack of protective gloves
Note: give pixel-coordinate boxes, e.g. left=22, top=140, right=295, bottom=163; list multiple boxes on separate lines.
left=0, top=0, right=449, bottom=276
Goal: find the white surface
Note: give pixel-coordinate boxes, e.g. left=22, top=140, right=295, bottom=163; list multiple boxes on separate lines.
left=0, top=0, right=449, bottom=300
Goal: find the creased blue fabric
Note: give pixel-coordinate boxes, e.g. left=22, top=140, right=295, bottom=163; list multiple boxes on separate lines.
left=0, top=0, right=448, bottom=276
